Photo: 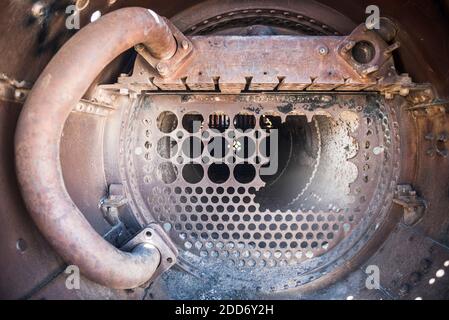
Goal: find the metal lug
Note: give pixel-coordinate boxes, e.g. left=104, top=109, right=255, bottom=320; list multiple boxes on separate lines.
left=393, top=184, right=426, bottom=226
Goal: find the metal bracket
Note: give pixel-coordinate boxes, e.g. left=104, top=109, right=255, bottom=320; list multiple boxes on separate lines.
left=121, top=223, right=178, bottom=283
left=0, top=73, right=29, bottom=103
left=393, top=184, right=426, bottom=226
left=337, top=23, right=414, bottom=99
left=73, top=99, right=117, bottom=117
left=100, top=184, right=133, bottom=246
left=100, top=184, right=128, bottom=226
left=135, top=18, right=193, bottom=78
left=338, top=23, right=399, bottom=78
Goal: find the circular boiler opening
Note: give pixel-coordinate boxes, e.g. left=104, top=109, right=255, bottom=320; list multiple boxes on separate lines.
left=254, top=113, right=358, bottom=213
left=351, top=41, right=376, bottom=64
left=123, top=92, right=397, bottom=294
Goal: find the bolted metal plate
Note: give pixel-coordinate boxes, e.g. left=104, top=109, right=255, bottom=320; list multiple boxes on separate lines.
left=121, top=223, right=178, bottom=283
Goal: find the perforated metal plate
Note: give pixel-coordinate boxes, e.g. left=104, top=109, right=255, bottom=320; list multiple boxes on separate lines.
left=119, top=92, right=400, bottom=291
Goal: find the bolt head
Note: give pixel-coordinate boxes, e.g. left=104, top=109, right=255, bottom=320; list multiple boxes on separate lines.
left=156, top=62, right=168, bottom=74
left=135, top=44, right=144, bottom=52
left=14, top=90, right=25, bottom=100
left=318, top=46, right=329, bottom=56
left=400, top=88, right=410, bottom=96
left=321, top=95, right=332, bottom=102
left=343, top=40, right=356, bottom=52
left=31, top=2, right=46, bottom=18
left=181, top=40, right=190, bottom=50
left=385, top=92, right=394, bottom=100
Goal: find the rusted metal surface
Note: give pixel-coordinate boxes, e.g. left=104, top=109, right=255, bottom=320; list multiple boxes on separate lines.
left=360, top=224, right=449, bottom=300
left=170, top=0, right=356, bottom=36
left=0, top=0, right=448, bottom=300
left=337, top=24, right=401, bottom=79
left=136, top=18, right=194, bottom=77
left=0, top=74, right=30, bottom=104
left=14, top=7, right=182, bottom=289
left=121, top=224, right=179, bottom=283
left=60, top=112, right=112, bottom=237
left=103, top=29, right=408, bottom=297
left=119, top=30, right=412, bottom=95
left=393, top=185, right=426, bottom=226
left=0, top=100, right=66, bottom=299
left=140, top=17, right=177, bottom=61
left=319, top=0, right=449, bottom=98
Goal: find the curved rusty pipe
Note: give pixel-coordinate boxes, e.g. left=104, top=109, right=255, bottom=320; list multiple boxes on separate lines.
left=14, top=8, right=179, bottom=289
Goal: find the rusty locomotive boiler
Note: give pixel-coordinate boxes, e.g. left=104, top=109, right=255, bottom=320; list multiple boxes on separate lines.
left=0, top=0, right=449, bottom=300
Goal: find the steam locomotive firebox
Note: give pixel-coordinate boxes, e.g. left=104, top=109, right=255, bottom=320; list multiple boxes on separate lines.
left=114, top=90, right=400, bottom=295
left=5, top=0, right=449, bottom=301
